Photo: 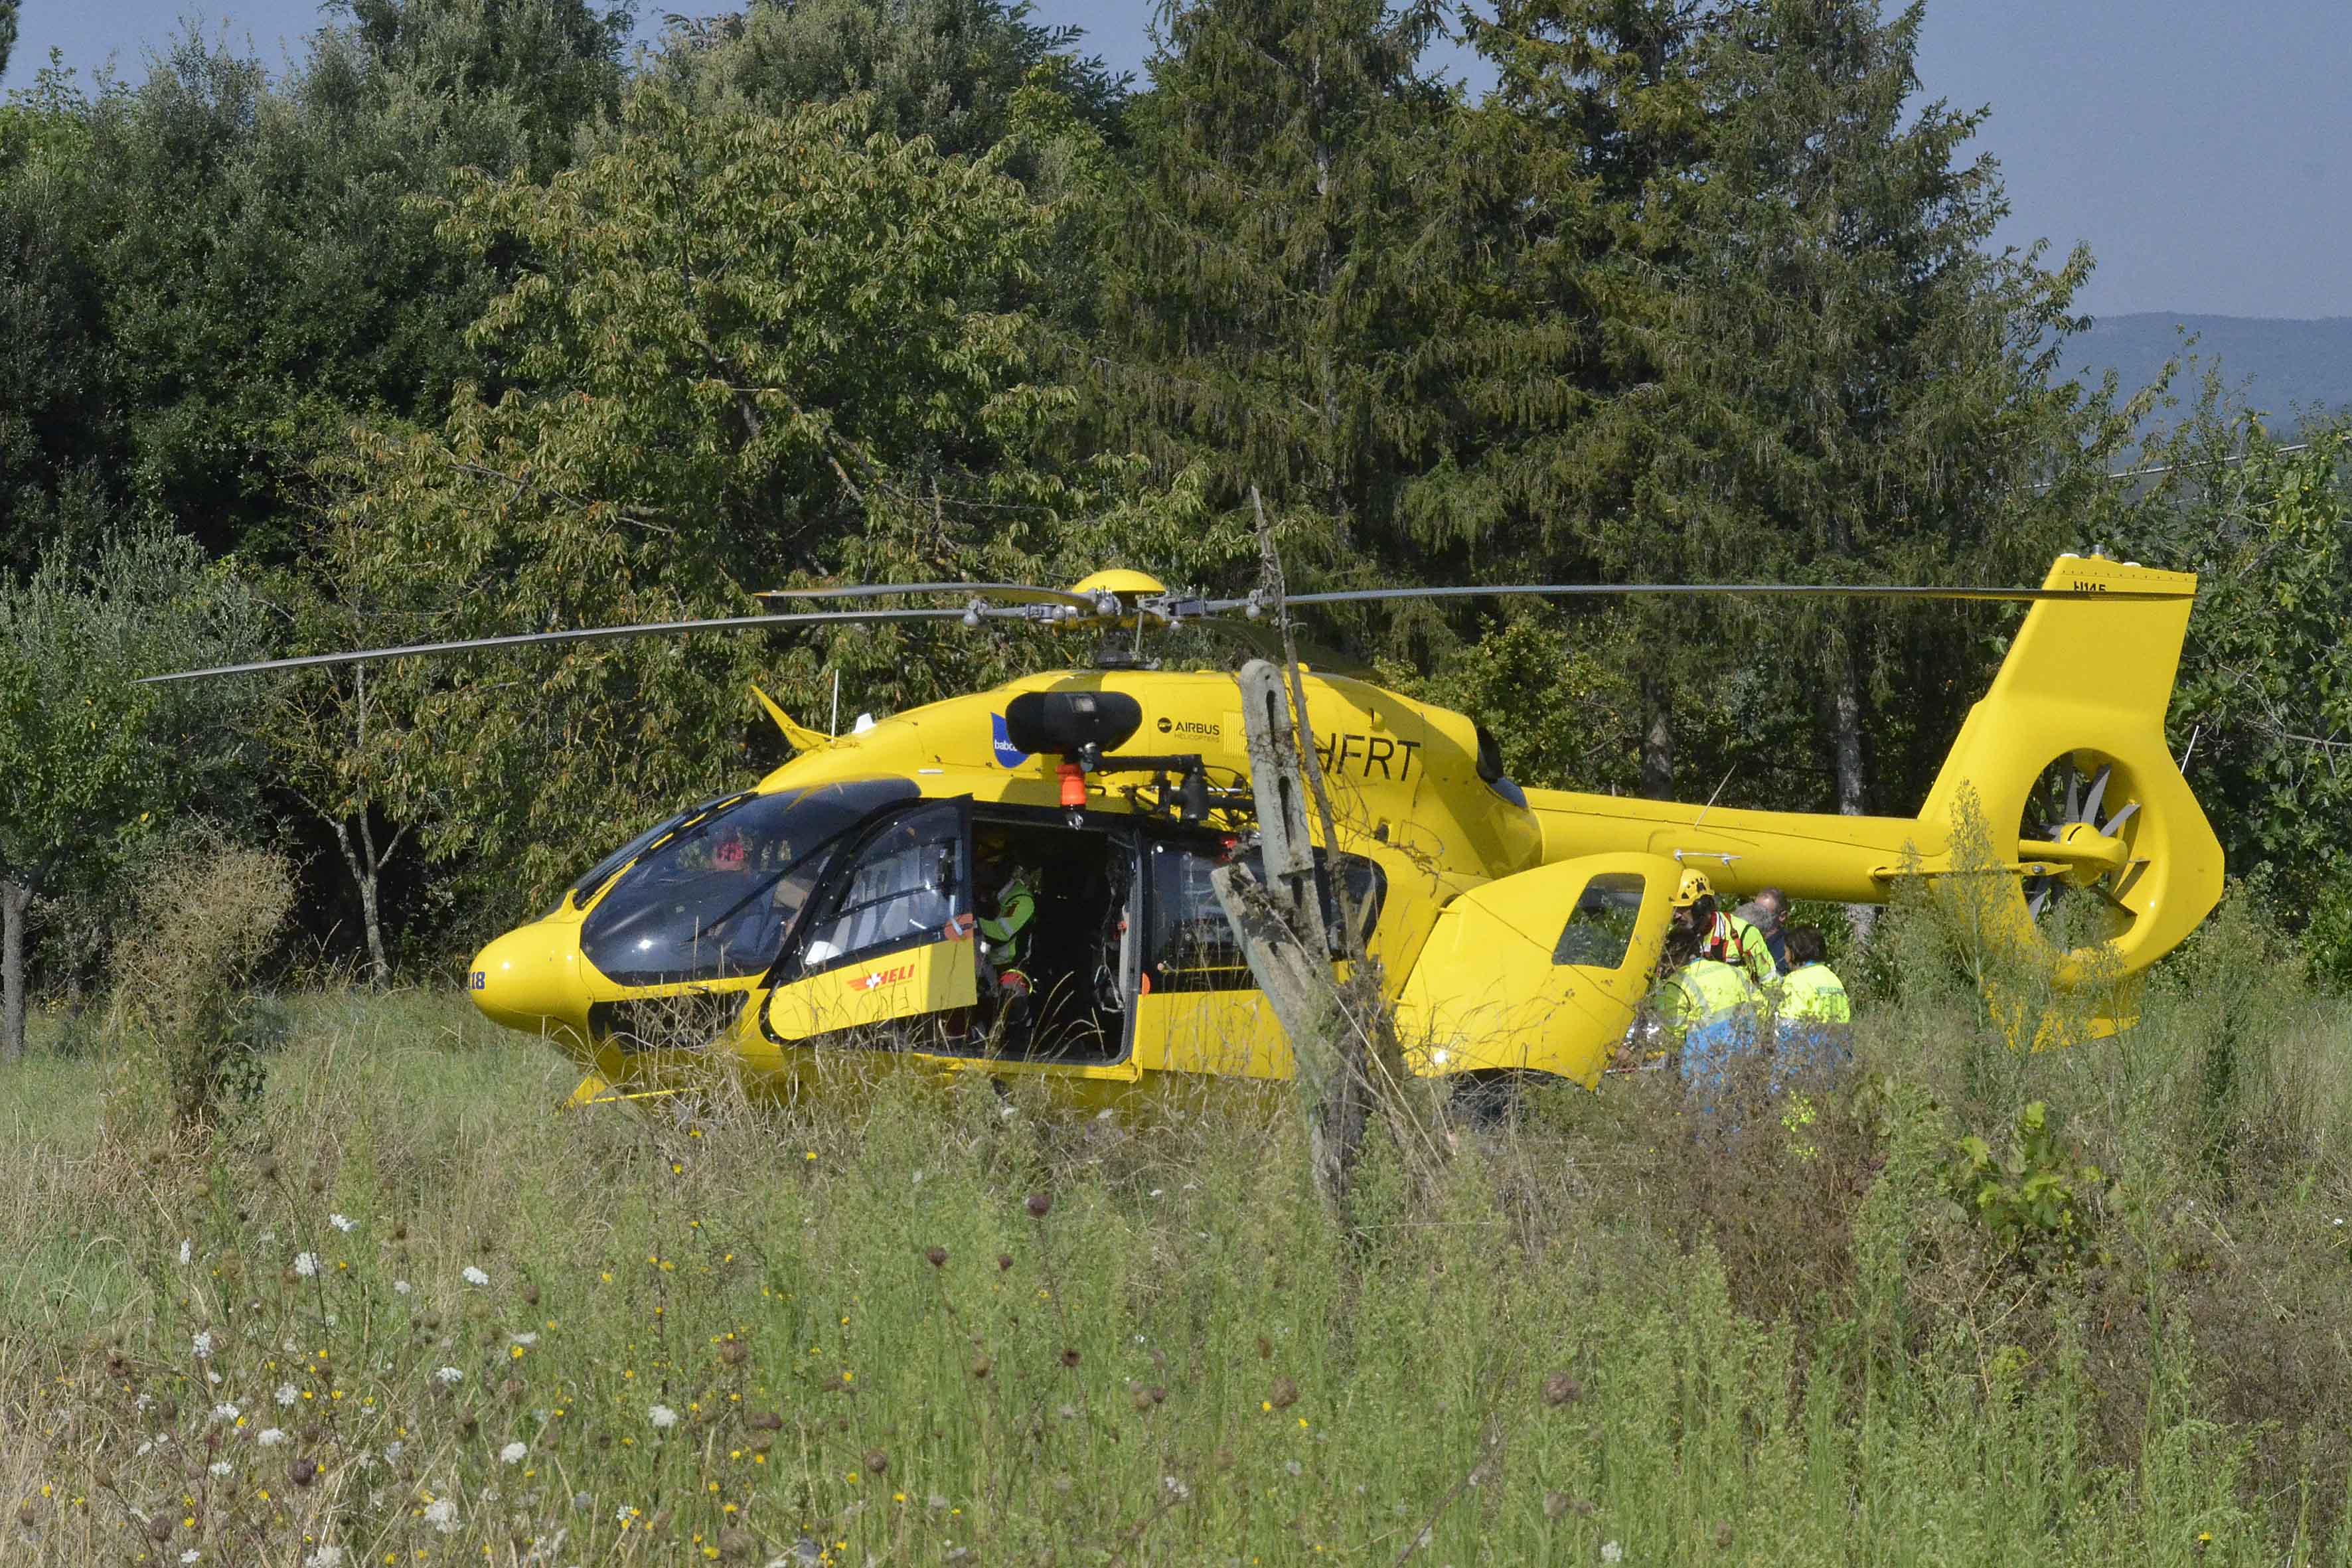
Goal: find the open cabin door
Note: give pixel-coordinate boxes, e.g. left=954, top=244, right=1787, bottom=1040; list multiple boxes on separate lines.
left=1395, top=852, right=1679, bottom=1088
left=761, top=797, right=978, bottom=1044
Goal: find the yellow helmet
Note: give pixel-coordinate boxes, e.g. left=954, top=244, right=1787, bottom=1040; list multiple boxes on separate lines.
left=1671, top=868, right=1715, bottom=909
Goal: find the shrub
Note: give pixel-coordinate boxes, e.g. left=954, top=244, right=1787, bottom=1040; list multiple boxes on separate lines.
left=104, top=836, right=295, bottom=1128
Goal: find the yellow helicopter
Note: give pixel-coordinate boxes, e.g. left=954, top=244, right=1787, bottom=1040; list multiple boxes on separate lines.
left=151, top=554, right=2223, bottom=1107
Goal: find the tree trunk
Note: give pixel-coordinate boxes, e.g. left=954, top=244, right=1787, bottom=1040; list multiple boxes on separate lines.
left=1640, top=676, right=1676, bottom=799
left=1827, top=629, right=1879, bottom=947
left=2, top=876, right=30, bottom=1064
left=332, top=817, right=392, bottom=988
left=355, top=809, right=391, bottom=987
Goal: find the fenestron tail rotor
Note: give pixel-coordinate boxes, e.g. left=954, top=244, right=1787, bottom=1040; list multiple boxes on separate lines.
left=2020, top=753, right=2149, bottom=931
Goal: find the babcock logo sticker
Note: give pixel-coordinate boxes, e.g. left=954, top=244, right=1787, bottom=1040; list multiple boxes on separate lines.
left=990, top=712, right=1029, bottom=768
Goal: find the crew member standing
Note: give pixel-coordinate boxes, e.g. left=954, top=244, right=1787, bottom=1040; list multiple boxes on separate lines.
left=1654, top=921, right=1767, bottom=1109
left=1672, top=869, right=1774, bottom=988
left=1735, top=886, right=1791, bottom=974
left=1772, top=924, right=1852, bottom=1083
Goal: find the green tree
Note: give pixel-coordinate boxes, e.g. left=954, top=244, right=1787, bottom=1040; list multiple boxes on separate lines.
left=333, top=88, right=1103, bottom=913
left=1462, top=0, right=2136, bottom=817
left=2120, top=418, right=2352, bottom=978
left=0, top=61, right=116, bottom=574
left=77, top=11, right=623, bottom=564
left=0, top=2, right=17, bottom=80
left=1635, top=0, right=2136, bottom=818
left=655, top=0, right=1126, bottom=158
left=0, top=526, right=262, bottom=1061
left=1091, top=0, right=1483, bottom=599
left=1458, top=0, right=1719, bottom=794
left=339, top=0, right=635, bottom=178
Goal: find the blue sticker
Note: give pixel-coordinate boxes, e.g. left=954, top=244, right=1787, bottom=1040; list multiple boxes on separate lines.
left=990, top=713, right=1030, bottom=768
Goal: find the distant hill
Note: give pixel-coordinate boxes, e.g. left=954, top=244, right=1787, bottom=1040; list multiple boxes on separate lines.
left=2062, top=313, right=2352, bottom=431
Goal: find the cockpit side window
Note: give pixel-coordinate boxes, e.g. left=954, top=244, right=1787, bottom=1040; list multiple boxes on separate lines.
left=578, top=779, right=915, bottom=986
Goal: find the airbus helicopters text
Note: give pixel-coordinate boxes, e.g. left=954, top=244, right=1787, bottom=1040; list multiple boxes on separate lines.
left=147, top=557, right=2223, bottom=1107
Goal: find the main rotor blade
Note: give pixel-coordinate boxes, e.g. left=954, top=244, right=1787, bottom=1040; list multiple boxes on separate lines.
left=1199, top=582, right=2197, bottom=613
left=138, top=606, right=996, bottom=684
left=755, top=581, right=1097, bottom=610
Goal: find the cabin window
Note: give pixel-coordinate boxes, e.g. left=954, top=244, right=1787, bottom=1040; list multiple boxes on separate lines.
left=579, top=779, right=915, bottom=985
left=1144, top=842, right=1385, bottom=994
left=1551, top=872, right=1646, bottom=968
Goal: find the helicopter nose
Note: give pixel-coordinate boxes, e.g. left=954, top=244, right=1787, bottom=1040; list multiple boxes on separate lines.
left=467, top=924, right=589, bottom=1034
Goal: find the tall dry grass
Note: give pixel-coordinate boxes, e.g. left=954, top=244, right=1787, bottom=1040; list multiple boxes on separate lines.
left=0, top=884, right=2347, bottom=1566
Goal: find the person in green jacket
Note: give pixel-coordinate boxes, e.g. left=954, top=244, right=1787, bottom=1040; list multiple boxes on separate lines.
left=1672, top=868, right=1776, bottom=989
left=974, top=830, right=1037, bottom=1013
left=1654, top=921, right=1768, bottom=1109
left=1771, top=924, right=1851, bottom=1087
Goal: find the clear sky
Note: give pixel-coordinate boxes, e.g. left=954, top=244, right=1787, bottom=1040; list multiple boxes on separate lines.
left=5, top=1, right=2346, bottom=318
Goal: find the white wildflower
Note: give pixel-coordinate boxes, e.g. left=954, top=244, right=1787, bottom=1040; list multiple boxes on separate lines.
left=179, top=1238, right=193, bottom=1265
left=615, top=1505, right=635, bottom=1524
left=276, top=1383, right=299, bottom=1406
left=294, top=1253, right=320, bottom=1279
left=181, top=1552, right=201, bottom=1565
left=304, top=1548, right=345, bottom=1568
left=393, top=1280, right=412, bottom=1295
left=501, top=1441, right=528, bottom=1464
left=192, top=1331, right=215, bottom=1360
left=509, top=1332, right=538, bottom=1347
left=424, top=1497, right=459, bottom=1534
left=1601, top=1542, right=1624, bottom=1564
left=648, top=1404, right=678, bottom=1429
left=462, top=1265, right=490, bottom=1287
left=258, top=1428, right=287, bottom=1447
left=208, top=1460, right=232, bottom=1477
left=384, top=1441, right=404, bottom=1462
left=1162, top=1475, right=1191, bottom=1502
left=210, top=1403, right=240, bottom=1423
left=329, top=1213, right=356, bottom=1233
left=435, top=1366, right=463, bottom=1386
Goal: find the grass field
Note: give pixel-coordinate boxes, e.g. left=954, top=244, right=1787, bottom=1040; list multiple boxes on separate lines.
left=5, top=898, right=2352, bottom=1567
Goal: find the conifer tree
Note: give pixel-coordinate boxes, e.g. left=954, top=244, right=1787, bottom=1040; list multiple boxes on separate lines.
left=1642, top=0, right=2130, bottom=818
left=1465, top=0, right=2132, bottom=811
left=1462, top=0, right=1721, bottom=795
left=1093, top=0, right=1480, bottom=593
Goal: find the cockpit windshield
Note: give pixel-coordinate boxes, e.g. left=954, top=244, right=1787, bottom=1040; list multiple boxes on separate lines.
left=578, top=779, right=915, bottom=986
left=565, top=793, right=744, bottom=908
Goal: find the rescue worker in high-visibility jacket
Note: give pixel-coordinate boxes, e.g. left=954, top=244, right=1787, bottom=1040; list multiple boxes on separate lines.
left=974, top=830, right=1037, bottom=1028
left=1653, top=921, right=1768, bottom=1105
left=1770, top=923, right=1852, bottom=1087
left=1671, top=868, right=1774, bottom=988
